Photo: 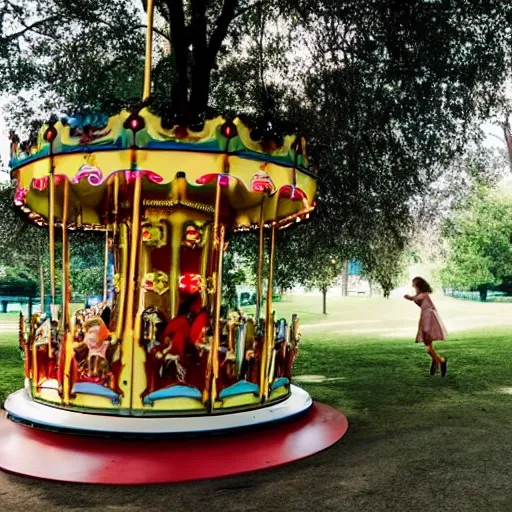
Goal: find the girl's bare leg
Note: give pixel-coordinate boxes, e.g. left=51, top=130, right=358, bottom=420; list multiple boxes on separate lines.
left=427, top=344, right=443, bottom=364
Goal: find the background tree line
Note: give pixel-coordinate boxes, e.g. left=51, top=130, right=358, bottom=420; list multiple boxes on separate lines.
left=2, top=0, right=512, bottom=307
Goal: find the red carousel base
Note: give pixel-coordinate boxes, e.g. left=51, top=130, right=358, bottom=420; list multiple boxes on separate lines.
left=0, top=403, right=348, bottom=485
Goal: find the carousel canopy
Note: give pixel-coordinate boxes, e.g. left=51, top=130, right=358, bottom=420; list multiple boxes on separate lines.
left=10, top=110, right=317, bottom=230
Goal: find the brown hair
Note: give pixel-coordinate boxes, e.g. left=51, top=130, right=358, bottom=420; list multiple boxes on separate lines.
left=412, top=277, right=432, bottom=294
left=84, top=317, right=102, bottom=330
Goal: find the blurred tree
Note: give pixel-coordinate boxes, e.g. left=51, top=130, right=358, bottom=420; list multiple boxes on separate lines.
left=441, top=189, right=512, bottom=301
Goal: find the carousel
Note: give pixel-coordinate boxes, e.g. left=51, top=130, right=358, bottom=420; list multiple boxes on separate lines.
left=0, top=0, right=348, bottom=485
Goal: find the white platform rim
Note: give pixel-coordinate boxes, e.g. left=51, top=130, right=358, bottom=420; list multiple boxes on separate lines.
left=3, top=385, right=312, bottom=435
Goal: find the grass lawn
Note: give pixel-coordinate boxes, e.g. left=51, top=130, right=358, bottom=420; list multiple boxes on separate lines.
left=1, top=295, right=512, bottom=511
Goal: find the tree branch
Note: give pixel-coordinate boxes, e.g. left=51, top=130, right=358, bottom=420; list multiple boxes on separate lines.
left=232, top=0, right=272, bottom=20
left=1, top=15, right=60, bottom=44
left=131, top=24, right=172, bottom=43
left=208, top=0, right=239, bottom=65
left=165, top=0, right=190, bottom=109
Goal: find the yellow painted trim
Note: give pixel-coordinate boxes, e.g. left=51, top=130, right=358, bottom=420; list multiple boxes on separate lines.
left=268, top=386, right=289, bottom=402
left=70, top=394, right=118, bottom=409
left=213, top=394, right=261, bottom=409
left=139, top=398, right=206, bottom=412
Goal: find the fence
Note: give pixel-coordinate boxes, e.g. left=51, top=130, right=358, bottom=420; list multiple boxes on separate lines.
left=443, top=289, right=512, bottom=302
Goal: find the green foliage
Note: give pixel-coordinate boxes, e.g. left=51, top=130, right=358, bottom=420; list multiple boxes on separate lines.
left=0, top=183, right=47, bottom=271
left=362, top=243, right=409, bottom=298
left=222, top=251, right=247, bottom=309
left=3, top=0, right=512, bottom=294
left=1, top=0, right=144, bottom=122
left=0, top=265, right=38, bottom=297
left=70, top=267, right=103, bottom=297
left=441, top=190, right=512, bottom=298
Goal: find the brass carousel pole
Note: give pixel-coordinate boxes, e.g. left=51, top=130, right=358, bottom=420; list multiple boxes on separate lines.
left=43, top=126, right=58, bottom=391
left=61, top=179, right=70, bottom=330
left=206, top=177, right=225, bottom=410
left=143, top=0, right=155, bottom=100
left=113, top=175, right=120, bottom=241
left=123, top=0, right=155, bottom=407
left=255, top=198, right=266, bottom=323
left=103, top=225, right=109, bottom=303
left=200, top=225, right=212, bottom=306
left=48, top=152, right=56, bottom=315
left=260, top=203, right=278, bottom=401
left=39, top=264, right=44, bottom=317
left=113, top=175, right=126, bottom=340
left=61, top=179, right=73, bottom=404
left=124, top=157, right=143, bottom=409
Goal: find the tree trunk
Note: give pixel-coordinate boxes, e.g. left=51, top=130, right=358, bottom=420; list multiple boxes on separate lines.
left=162, top=0, right=238, bottom=117
left=322, top=286, right=327, bottom=315
left=189, top=60, right=211, bottom=116
left=164, top=1, right=190, bottom=115
left=478, top=285, right=488, bottom=302
left=342, top=260, right=349, bottom=296
left=502, top=118, right=512, bottom=171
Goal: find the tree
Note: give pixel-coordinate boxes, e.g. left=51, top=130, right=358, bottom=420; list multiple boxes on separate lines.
left=1, top=0, right=145, bottom=123
left=211, top=2, right=512, bottom=298
left=3, top=0, right=512, bottom=300
left=0, top=266, right=38, bottom=298
left=69, top=267, right=103, bottom=298
left=361, top=241, right=409, bottom=299
left=0, top=182, right=107, bottom=301
left=441, top=190, right=512, bottom=301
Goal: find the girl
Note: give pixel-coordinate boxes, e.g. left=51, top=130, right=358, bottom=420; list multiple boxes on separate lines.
left=404, top=277, right=448, bottom=376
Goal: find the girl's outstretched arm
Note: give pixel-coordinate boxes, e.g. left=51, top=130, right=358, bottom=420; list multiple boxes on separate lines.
left=404, top=292, right=422, bottom=301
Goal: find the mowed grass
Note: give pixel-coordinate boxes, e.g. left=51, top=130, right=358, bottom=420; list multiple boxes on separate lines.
left=0, top=334, right=23, bottom=405
left=1, top=295, right=511, bottom=437
left=295, top=327, right=512, bottom=437
left=2, top=295, right=512, bottom=512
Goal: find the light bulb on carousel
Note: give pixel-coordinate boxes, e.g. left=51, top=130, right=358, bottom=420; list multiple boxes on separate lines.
left=0, top=5, right=348, bottom=487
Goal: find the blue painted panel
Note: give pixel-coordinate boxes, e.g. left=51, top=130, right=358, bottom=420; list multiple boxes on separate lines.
left=72, top=382, right=121, bottom=405
left=348, top=260, right=362, bottom=276
left=218, top=381, right=260, bottom=399
left=271, top=377, right=290, bottom=391
left=143, top=385, right=202, bottom=405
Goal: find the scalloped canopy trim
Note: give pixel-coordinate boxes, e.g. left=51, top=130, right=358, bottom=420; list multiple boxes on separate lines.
left=10, top=110, right=312, bottom=173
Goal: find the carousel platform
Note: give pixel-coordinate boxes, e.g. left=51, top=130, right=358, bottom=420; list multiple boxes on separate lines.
left=0, top=386, right=348, bottom=484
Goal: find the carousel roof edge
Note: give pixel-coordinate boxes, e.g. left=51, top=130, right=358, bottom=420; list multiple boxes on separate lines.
left=9, top=109, right=316, bottom=175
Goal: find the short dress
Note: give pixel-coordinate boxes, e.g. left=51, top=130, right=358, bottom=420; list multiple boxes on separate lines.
left=414, top=293, right=447, bottom=345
